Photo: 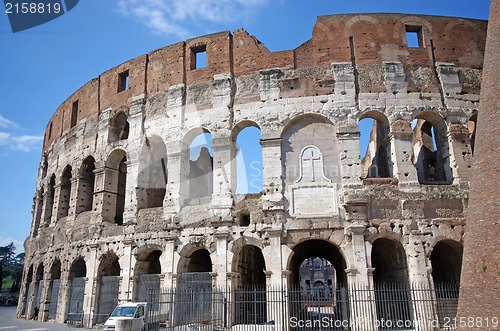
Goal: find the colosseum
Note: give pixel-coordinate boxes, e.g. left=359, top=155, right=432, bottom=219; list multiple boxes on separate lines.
left=17, top=13, right=487, bottom=331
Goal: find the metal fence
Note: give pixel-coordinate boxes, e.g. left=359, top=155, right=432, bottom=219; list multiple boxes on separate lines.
left=67, top=277, right=86, bottom=324
left=48, top=279, right=61, bottom=320
left=141, top=282, right=459, bottom=331
left=95, top=276, right=121, bottom=324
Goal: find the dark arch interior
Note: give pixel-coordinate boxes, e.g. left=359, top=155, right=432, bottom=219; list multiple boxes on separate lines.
left=99, top=254, right=121, bottom=277
left=26, top=265, right=33, bottom=283
left=78, top=156, right=96, bottom=214
left=35, top=265, right=44, bottom=282
left=115, top=156, right=127, bottom=225
left=236, top=245, right=266, bottom=287
left=70, top=259, right=87, bottom=278
left=146, top=250, right=162, bottom=274
left=289, top=239, right=347, bottom=286
left=431, top=240, right=463, bottom=284
left=50, top=260, right=61, bottom=280
left=186, top=249, right=212, bottom=273
left=371, top=238, right=408, bottom=283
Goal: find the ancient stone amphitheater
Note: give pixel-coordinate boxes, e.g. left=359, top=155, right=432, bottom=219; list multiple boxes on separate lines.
left=18, top=13, right=486, bottom=330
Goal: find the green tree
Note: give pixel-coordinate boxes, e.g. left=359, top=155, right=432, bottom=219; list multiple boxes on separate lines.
left=0, top=243, right=18, bottom=292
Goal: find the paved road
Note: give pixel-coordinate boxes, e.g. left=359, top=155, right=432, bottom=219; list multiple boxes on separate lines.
left=0, top=307, right=94, bottom=330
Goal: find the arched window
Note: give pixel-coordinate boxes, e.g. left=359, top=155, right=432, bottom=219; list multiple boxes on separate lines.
left=430, top=240, right=463, bottom=327
left=467, top=113, right=477, bottom=155
left=358, top=112, right=391, bottom=178
left=186, top=130, right=213, bottom=203
left=44, top=175, right=56, bottom=224
left=47, top=259, right=61, bottom=320
left=57, top=166, right=72, bottom=219
left=76, top=156, right=96, bottom=215
left=134, top=249, right=162, bottom=302
left=234, top=245, right=267, bottom=325
left=96, top=252, right=121, bottom=324
left=68, top=258, right=86, bottom=324
left=412, top=113, right=451, bottom=184
left=371, top=238, right=412, bottom=326
left=108, top=112, right=129, bottom=143
left=137, top=137, right=168, bottom=210
left=103, top=150, right=127, bottom=225
left=233, top=124, right=263, bottom=194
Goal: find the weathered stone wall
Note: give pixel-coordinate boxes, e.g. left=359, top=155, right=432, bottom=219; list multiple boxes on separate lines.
left=457, top=0, right=500, bottom=326
left=20, top=13, right=487, bottom=328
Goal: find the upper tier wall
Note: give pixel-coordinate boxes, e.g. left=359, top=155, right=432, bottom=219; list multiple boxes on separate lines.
left=42, top=13, right=487, bottom=151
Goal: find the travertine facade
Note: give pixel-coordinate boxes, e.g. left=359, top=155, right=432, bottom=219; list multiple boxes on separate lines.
left=17, top=13, right=487, bottom=329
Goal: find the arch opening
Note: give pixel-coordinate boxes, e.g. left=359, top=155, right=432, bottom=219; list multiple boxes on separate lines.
left=108, top=112, right=129, bottom=143
left=137, top=137, right=168, bottom=210
left=57, top=166, right=72, bottom=220
left=467, top=113, right=477, bottom=155
left=359, top=114, right=391, bottom=178
left=288, top=240, right=348, bottom=324
left=47, top=260, right=62, bottom=320
left=233, top=245, right=267, bottom=325
left=430, top=240, right=463, bottom=327
left=412, top=115, right=451, bottom=184
left=175, top=248, right=213, bottom=327
left=371, top=238, right=413, bottom=328
left=68, top=258, right=86, bottom=324
left=76, top=156, right=96, bottom=215
left=234, top=126, right=263, bottom=194
left=135, top=250, right=162, bottom=302
left=95, top=252, right=121, bottom=324
left=44, top=175, right=56, bottom=225
left=186, top=132, right=213, bottom=204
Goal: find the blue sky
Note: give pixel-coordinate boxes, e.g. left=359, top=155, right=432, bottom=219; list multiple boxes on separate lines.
left=0, top=0, right=490, bottom=252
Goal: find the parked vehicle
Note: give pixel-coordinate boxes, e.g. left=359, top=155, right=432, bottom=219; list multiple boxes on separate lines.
left=103, top=302, right=148, bottom=331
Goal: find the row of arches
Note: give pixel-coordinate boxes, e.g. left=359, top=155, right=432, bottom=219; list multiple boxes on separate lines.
left=21, top=237, right=462, bottom=326
left=34, top=110, right=476, bottom=234
left=359, top=110, right=477, bottom=182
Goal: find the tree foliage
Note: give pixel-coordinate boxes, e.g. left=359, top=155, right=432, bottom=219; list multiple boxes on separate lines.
left=0, top=243, right=24, bottom=292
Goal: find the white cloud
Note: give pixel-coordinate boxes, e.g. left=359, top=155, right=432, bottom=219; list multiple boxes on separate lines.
left=0, top=131, right=43, bottom=152
left=117, top=0, right=270, bottom=37
left=0, top=114, right=18, bottom=128
left=11, top=135, right=44, bottom=152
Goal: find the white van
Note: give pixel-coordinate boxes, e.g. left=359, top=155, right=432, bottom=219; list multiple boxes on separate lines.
left=103, top=302, right=148, bottom=331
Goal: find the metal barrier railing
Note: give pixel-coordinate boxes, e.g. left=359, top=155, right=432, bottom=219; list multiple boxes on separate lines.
left=137, top=282, right=459, bottom=331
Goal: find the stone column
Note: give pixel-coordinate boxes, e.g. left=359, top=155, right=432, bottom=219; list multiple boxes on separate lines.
left=213, top=230, right=230, bottom=289
left=56, top=268, right=70, bottom=324
left=211, top=136, right=234, bottom=223
left=67, top=168, right=80, bottom=221
left=123, top=157, right=139, bottom=225
left=52, top=182, right=63, bottom=225
left=346, top=224, right=378, bottom=331
left=39, top=276, right=52, bottom=322
left=83, top=244, right=99, bottom=328
left=259, top=228, right=284, bottom=329
left=447, top=123, right=474, bottom=185
left=160, top=237, right=177, bottom=289
left=164, top=144, right=182, bottom=213
left=406, top=235, right=435, bottom=331
left=389, top=120, right=419, bottom=190
left=337, top=125, right=363, bottom=191
left=94, top=162, right=119, bottom=224
left=119, top=238, right=135, bottom=302
left=40, top=186, right=54, bottom=228
left=260, top=135, right=284, bottom=211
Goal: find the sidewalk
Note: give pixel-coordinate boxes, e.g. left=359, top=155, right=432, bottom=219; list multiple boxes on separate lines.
left=0, top=306, right=94, bottom=330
